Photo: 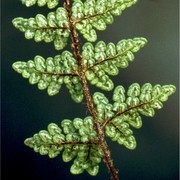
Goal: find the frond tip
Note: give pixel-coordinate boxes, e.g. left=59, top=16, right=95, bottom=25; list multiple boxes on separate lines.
left=72, top=0, right=138, bottom=42
left=12, top=52, right=84, bottom=103
left=24, top=117, right=103, bottom=176
left=93, top=83, right=176, bottom=150
left=12, top=7, right=70, bottom=50
left=83, top=38, right=147, bottom=91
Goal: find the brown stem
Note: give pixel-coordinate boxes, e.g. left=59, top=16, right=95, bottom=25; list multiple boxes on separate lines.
left=87, top=46, right=134, bottom=71
left=57, top=140, right=99, bottom=146
left=64, top=1, right=119, bottom=179
left=26, top=140, right=100, bottom=147
left=36, top=70, right=78, bottom=77
left=75, top=6, right=117, bottom=24
left=64, top=0, right=82, bottom=69
left=80, top=73, right=119, bottom=180
left=35, top=26, right=69, bottom=31
left=101, top=102, right=148, bottom=129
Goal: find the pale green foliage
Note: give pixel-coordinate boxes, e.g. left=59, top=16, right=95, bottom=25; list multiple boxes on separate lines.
left=12, top=37, right=147, bottom=102
left=12, top=0, right=176, bottom=178
left=12, top=7, right=70, bottom=50
left=24, top=117, right=103, bottom=176
left=21, top=0, right=60, bottom=9
left=83, top=38, right=147, bottom=91
left=13, top=0, right=138, bottom=49
left=93, top=83, right=176, bottom=149
left=12, top=51, right=84, bottom=103
left=72, top=0, right=138, bottom=41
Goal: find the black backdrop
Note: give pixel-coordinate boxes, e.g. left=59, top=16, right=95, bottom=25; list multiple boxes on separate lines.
left=2, top=0, right=179, bottom=180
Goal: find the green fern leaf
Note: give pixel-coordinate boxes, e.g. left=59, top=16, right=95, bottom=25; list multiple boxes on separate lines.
left=12, top=7, right=70, bottom=50
left=93, top=83, right=176, bottom=149
left=24, top=117, right=102, bottom=176
left=83, top=38, right=147, bottom=91
left=72, top=0, right=138, bottom=41
left=21, top=0, right=60, bottom=9
left=12, top=0, right=177, bottom=178
left=93, top=92, right=114, bottom=122
left=12, top=51, right=84, bottom=103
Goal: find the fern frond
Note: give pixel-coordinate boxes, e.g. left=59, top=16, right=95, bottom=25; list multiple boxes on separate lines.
left=21, top=0, right=60, bottom=9
left=12, top=51, right=84, bottom=103
left=12, top=7, right=70, bottom=50
left=93, top=83, right=176, bottom=149
left=72, top=0, right=138, bottom=41
left=83, top=38, right=147, bottom=91
left=25, top=117, right=103, bottom=176
left=12, top=0, right=177, bottom=178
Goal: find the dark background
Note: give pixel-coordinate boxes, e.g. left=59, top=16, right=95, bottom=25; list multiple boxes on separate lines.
left=1, top=0, right=179, bottom=180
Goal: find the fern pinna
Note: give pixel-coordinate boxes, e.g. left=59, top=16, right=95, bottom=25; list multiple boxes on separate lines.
left=12, top=0, right=176, bottom=179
